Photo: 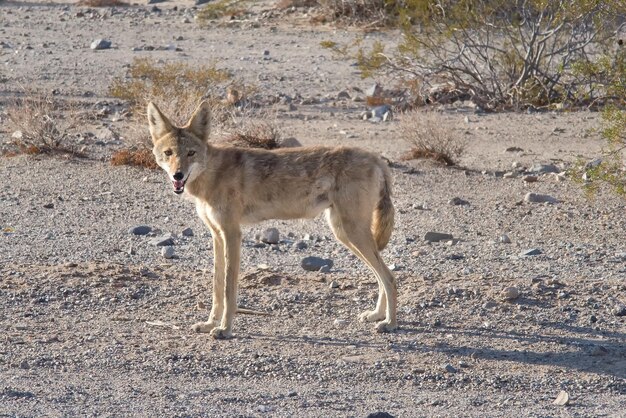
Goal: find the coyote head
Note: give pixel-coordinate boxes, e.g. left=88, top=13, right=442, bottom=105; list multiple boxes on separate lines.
left=147, top=102, right=211, bottom=194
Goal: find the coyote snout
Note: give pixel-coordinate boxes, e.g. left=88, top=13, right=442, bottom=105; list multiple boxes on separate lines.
left=147, top=101, right=398, bottom=339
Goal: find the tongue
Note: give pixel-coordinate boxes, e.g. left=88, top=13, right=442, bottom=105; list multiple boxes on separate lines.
left=173, top=180, right=185, bottom=189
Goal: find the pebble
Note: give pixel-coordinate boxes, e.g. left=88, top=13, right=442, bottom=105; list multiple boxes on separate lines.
left=279, top=137, right=302, bottom=148
left=150, top=234, right=174, bottom=247
left=503, top=172, right=516, bottom=179
left=161, top=246, right=174, bottom=259
left=530, top=163, right=560, bottom=174
left=90, top=39, right=111, bottom=50
left=611, top=303, right=626, bottom=317
left=181, top=227, right=194, bottom=237
left=501, top=286, right=520, bottom=301
left=319, top=265, right=331, bottom=273
left=366, top=83, right=382, bottom=97
left=520, top=248, right=542, bottom=256
left=500, top=234, right=511, bottom=244
left=522, top=175, right=538, bottom=183
left=261, top=227, right=280, bottom=244
left=329, top=280, right=339, bottom=289
left=482, top=300, right=498, bottom=310
left=366, top=413, right=395, bottom=418
left=301, top=256, right=333, bottom=272
left=129, top=225, right=152, bottom=236
left=553, top=390, right=569, bottom=406
left=333, top=318, right=348, bottom=327
left=443, top=364, right=458, bottom=373
left=424, top=232, right=454, bottom=242
left=448, top=197, right=469, bottom=206
left=294, top=240, right=308, bottom=250
left=524, top=192, right=558, bottom=204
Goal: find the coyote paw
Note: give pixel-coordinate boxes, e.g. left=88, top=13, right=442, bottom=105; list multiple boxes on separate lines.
left=359, top=310, right=386, bottom=323
left=209, top=327, right=232, bottom=340
left=374, top=320, right=398, bottom=334
left=191, top=321, right=217, bottom=333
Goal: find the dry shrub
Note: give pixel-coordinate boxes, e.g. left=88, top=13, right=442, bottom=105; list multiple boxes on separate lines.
left=111, top=148, right=158, bottom=169
left=275, top=0, right=317, bottom=9
left=314, top=0, right=405, bottom=26
left=226, top=118, right=282, bottom=150
left=77, top=0, right=128, bottom=6
left=4, top=94, right=85, bottom=157
left=400, top=111, right=465, bottom=166
left=196, top=0, right=249, bottom=21
left=108, top=58, right=234, bottom=167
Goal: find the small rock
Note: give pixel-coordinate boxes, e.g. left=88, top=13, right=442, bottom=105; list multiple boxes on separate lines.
left=503, top=172, right=516, bottom=179
left=301, top=256, right=333, bottom=272
left=443, top=364, right=458, bottom=373
left=611, top=303, right=626, bottom=317
left=424, top=232, right=454, bottom=243
left=261, top=227, right=280, bottom=244
left=520, top=248, right=542, bottom=256
left=371, top=104, right=391, bottom=119
left=279, top=137, right=301, bottom=148
left=482, top=300, right=498, bottom=310
left=294, top=240, right=308, bottom=250
left=499, top=234, right=511, bottom=244
left=337, top=91, right=351, bottom=100
left=150, top=234, right=174, bottom=246
left=531, top=163, right=560, bottom=174
left=11, top=130, right=23, bottom=139
left=43, top=203, right=54, bottom=209
left=366, top=83, right=383, bottom=97
left=161, top=246, right=175, bottom=259
left=90, top=39, right=111, bottom=50
left=553, top=390, right=569, bottom=406
left=195, top=0, right=211, bottom=5
left=505, top=146, right=524, bottom=152
left=329, top=280, right=340, bottom=289
left=181, top=227, right=194, bottom=237
left=129, top=225, right=152, bottom=236
left=333, top=318, right=348, bottom=327
left=319, top=265, right=331, bottom=273
left=501, top=286, right=520, bottom=301
left=522, top=175, right=538, bottom=183
left=366, top=413, right=394, bottom=418
left=448, top=197, right=469, bottom=206
left=524, top=192, right=558, bottom=204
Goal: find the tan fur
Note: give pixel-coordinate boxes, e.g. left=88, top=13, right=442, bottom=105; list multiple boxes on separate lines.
left=147, top=101, right=398, bottom=339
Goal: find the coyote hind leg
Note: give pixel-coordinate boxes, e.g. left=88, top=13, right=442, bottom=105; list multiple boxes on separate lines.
left=326, top=208, right=397, bottom=332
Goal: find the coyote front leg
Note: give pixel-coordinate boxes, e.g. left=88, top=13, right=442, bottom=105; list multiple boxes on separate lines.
left=192, top=226, right=225, bottom=334
left=209, top=224, right=241, bottom=340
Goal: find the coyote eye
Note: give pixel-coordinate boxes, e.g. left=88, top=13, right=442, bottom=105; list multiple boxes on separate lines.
left=164, top=150, right=173, bottom=157
left=188, top=150, right=196, bottom=157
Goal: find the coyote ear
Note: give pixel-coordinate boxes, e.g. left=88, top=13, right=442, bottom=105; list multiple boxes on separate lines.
left=147, top=102, right=173, bottom=143
left=186, top=101, right=211, bottom=142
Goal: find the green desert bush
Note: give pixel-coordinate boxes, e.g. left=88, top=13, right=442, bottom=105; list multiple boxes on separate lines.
left=324, top=0, right=625, bottom=110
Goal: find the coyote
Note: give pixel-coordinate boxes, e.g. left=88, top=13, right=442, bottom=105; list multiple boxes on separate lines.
left=147, top=102, right=397, bottom=339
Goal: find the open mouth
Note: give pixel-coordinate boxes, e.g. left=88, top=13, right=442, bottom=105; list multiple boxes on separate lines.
left=172, top=179, right=186, bottom=194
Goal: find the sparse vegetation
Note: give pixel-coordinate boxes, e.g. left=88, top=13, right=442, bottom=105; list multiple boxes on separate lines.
left=111, top=148, right=158, bottom=169
left=108, top=58, right=233, bottom=168
left=77, top=0, right=128, bottom=7
left=323, top=1, right=625, bottom=110
left=226, top=119, right=282, bottom=149
left=4, top=94, right=85, bottom=157
left=400, top=110, right=465, bottom=166
left=196, top=0, right=250, bottom=21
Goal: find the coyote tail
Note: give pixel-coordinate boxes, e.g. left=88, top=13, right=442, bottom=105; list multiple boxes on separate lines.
left=372, top=164, right=395, bottom=251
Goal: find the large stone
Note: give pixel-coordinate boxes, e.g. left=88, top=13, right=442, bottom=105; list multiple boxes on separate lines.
left=150, top=234, right=174, bottom=246
left=129, top=225, right=152, bottom=236
left=301, top=256, right=333, bottom=272
left=90, top=39, right=111, bottom=50
left=424, top=232, right=453, bottom=242
left=524, top=192, right=558, bottom=204
left=261, top=228, right=280, bottom=244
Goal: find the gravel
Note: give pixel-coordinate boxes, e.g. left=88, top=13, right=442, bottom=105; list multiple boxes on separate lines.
left=0, top=1, right=625, bottom=416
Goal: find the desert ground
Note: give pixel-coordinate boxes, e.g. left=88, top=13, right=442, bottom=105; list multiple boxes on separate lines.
left=0, top=0, right=625, bottom=416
